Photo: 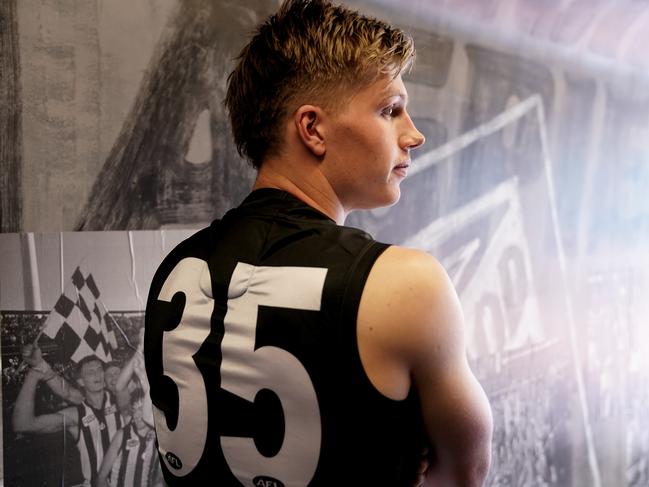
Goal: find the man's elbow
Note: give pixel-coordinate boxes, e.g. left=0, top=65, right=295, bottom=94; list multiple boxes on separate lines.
left=12, top=415, right=34, bottom=434
left=447, top=453, right=491, bottom=487
left=469, top=453, right=491, bottom=487
left=471, top=411, right=493, bottom=486
left=430, top=456, right=491, bottom=487
left=452, top=408, right=493, bottom=486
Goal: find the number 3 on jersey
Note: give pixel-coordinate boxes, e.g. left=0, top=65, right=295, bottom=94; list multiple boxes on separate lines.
left=154, top=258, right=327, bottom=486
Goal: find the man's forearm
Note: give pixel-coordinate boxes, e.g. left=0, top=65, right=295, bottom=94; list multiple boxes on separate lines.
left=13, top=370, right=40, bottom=432
left=115, top=353, right=137, bottom=392
left=35, top=361, right=82, bottom=404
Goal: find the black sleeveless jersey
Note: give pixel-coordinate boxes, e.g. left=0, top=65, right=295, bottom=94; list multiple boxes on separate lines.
left=144, top=189, right=426, bottom=487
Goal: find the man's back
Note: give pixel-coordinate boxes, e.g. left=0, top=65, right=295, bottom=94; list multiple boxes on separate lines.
left=145, top=188, right=426, bottom=486
left=145, top=1, right=492, bottom=484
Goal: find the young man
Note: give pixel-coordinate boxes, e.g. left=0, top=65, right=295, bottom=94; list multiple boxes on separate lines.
left=104, top=362, right=123, bottom=395
left=97, top=389, right=162, bottom=487
left=14, top=351, right=125, bottom=486
left=144, top=1, right=493, bottom=486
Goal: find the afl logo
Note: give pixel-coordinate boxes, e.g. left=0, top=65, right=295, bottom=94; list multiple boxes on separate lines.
left=253, top=476, right=285, bottom=487
left=165, top=452, right=183, bottom=470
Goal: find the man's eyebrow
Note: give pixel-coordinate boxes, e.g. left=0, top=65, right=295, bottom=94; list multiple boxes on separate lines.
left=380, top=90, right=408, bottom=103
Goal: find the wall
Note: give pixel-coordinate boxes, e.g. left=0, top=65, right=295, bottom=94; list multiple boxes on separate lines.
left=1, top=0, right=648, bottom=485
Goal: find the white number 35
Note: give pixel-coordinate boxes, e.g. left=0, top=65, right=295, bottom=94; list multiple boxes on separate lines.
left=153, top=258, right=326, bottom=487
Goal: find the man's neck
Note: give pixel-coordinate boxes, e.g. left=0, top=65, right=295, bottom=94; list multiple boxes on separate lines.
left=84, top=389, right=105, bottom=409
left=253, top=159, right=347, bottom=225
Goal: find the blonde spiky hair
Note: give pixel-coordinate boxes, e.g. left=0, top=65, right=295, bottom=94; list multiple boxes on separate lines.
left=225, top=0, right=415, bottom=168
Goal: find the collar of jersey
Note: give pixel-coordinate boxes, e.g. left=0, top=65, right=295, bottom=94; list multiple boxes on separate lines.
left=238, top=188, right=337, bottom=225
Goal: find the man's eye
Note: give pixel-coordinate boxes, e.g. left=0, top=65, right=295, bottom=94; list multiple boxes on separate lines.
left=382, top=105, right=402, bottom=118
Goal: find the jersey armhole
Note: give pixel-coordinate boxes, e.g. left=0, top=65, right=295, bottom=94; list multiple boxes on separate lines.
left=338, top=241, right=393, bottom=395
left=339, top=241, right=390, bottom=326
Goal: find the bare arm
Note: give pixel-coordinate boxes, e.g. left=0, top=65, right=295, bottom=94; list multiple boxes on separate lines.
left=21, top=344, right=83, bottom=404
left=116, top=329, right=154, bottom=425
left=120, top=329, right=155, bottom=426
left=115, top=353, right=137, bottom=393
left=97, top=428, right=124, bottom=487
left=116, top=328, right=148, bottom=392
left=358, top=247, right=493, bottom=486
left=12, top=368, right=79, bottom=435
left=133, top=354, right=155, bottom=427
left=113, top=353, right=137, bottom=412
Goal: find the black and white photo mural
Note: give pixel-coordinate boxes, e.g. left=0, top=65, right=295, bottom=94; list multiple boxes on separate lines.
left=1, top=0, right=648, bottom=486
left=1, top=232, right=198, bottom=486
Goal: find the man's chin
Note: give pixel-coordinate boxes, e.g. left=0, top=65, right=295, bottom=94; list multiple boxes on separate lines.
left=376, top=188, right=401, bottom=209
left=347, top=188, right=401, bottom=214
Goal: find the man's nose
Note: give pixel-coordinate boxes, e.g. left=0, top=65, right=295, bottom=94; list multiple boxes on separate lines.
left=400, top=114, right=425, bottom=151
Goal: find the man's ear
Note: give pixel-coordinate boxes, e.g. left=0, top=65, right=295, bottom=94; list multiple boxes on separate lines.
left=294, top=105, right=326, bottom=157
left=76, top=377, right=84, bottom=388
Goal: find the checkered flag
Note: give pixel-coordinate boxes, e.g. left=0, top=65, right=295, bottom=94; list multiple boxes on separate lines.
left=38, top=266, right=118, bottom=363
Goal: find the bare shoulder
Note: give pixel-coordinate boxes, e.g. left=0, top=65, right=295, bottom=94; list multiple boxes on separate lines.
left=375, top=245, right=451, bottom=292
left=357, top=245, right=465, bottom=397
left=372, top=244, right=446, bottom=278
left=361, top=245, right=464, bottom=349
